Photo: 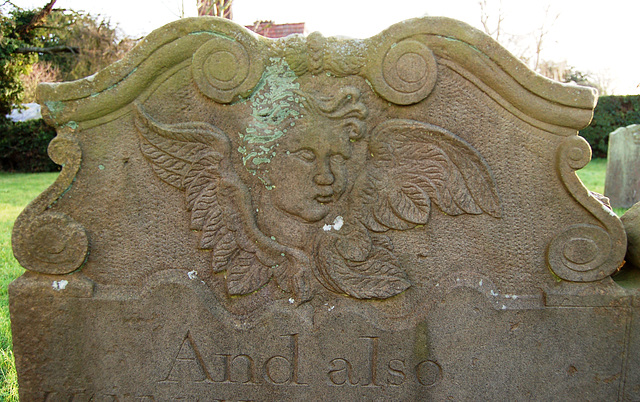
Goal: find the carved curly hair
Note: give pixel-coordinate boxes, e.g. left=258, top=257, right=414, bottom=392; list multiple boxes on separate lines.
left=239, top=77, right=368, bottom=183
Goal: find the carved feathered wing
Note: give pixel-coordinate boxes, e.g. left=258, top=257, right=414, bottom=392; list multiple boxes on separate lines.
left=355, top=119, right=501, bottom=231
left=316, top=118, right=501, bottom=299
left=135, top=105, right=279, bottom=296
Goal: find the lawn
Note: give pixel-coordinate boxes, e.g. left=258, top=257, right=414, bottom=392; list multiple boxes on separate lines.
left=0, top=172, right=59, bottom=400
left=574, top=158, right=628, bottom=217
left=0, top=158, right=626, bottom=396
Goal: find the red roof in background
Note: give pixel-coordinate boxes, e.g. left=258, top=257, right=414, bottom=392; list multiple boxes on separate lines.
left=245, top=22, right=306, bottom=38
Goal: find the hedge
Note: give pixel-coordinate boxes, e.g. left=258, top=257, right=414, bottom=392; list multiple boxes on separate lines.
left=0, top=117, right=58, bottom=172
left=580, top=95, right=640, bottom=158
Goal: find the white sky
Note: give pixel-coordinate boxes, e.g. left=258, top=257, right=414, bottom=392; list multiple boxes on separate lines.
left=12, top=0, right=640, bottom=95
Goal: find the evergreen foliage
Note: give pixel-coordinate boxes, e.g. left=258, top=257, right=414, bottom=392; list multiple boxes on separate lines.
left=580, top=95, right=640, bottom=158
left=0, top=118, right=57, bottom=172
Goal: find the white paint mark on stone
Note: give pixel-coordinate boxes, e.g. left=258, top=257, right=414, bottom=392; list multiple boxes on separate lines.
left=333, top=215, right=344, bottom=230
left=328, top=305, right=335, bottom=312
left=52, top=280, right=68, bottom=291
left=490, top=289, right=498, bottom=297
left=323, top=215, right=344, bottom=231
left=288, top=297, right=295, bottom=304
left=479, top=279, right=483, bottom=286
left=187, top=270, right=198, bottom=280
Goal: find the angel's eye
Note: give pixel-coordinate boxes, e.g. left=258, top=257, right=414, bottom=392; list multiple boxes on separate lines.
left=291, top=149, right=316, bottom=163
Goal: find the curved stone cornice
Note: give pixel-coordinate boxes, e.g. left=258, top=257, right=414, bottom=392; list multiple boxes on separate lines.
left=37, top=16, right=595, bottom=134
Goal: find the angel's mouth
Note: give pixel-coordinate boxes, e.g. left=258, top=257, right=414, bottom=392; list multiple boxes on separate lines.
left=315, top=194, right=334, bottom=204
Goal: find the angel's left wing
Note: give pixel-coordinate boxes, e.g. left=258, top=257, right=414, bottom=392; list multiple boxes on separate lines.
left=315, top=119, right=501, bottom=299
left=353, top=118, right=501, bottom=232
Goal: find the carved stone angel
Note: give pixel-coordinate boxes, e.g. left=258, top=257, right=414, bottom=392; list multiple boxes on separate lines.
left=135, top=63, right=501, bottom=303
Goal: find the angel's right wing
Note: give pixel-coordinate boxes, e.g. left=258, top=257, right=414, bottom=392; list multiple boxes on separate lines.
left=135, top=105, right=312, bottom=300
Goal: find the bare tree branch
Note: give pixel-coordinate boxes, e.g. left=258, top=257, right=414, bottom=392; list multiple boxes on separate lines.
left=1, top=1, right=20, bottom=9
left=197, top=0, right=233, bottom=18
left=15, top=0, right=56, bottom=38
left=478, top=0, right=504, bottom=41
left=14, top=45, right=78, bottom=55
left=532, top=5, right=559, bottom=71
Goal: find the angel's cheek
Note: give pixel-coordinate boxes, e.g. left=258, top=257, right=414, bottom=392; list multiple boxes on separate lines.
left=332, top=166, right=348, bottom=198
left=268, top=152, right=302, bottom=182
left=329, top=160, right=348, bottom=197
left=265, top=153, right=322, bottom=217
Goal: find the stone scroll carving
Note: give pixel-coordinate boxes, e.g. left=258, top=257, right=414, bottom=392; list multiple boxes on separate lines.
left=188, top=26, right=438, bottom=107
left=11, top=131, right=89, bottom=275
left=366, top=37, right=438, bottom=105
left=547, top=136, right=627, bottom=281
left=191, top=33, right=266, bottom=103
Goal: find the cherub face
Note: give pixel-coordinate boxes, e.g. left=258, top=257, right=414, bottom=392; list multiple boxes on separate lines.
left=265, top=112, right=355, bottom=222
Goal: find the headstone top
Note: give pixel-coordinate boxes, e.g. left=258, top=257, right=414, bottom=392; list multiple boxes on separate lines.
left=37, top=17, right=596, bottom=132
left=14, top=16, right=624, bottom=309
left=10, top=16, right=635, bottom=400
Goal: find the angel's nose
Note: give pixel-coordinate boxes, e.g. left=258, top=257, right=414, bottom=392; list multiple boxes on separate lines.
left=314, top=160, right=335, bottom=186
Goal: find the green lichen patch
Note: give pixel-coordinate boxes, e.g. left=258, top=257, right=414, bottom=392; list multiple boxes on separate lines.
left=44, top=101, right=64, bottom=120
left=238, top=57, right=306, bottom=188
left=65, top=121, right=78, bottom=130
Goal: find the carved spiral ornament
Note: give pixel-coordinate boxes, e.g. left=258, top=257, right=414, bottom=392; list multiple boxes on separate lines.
left=547, top=224, right=614, bottom=282
left=547, top=136, right=626, bottom=282
left=367, top=39, right=437, bottom=105
left=12, top=136, right=89, bottom=275
left=563, top=136, right=591, bottom=171
left=192, top=35, right=264, bottom=103
left=13, top=213, right=89, bottom=275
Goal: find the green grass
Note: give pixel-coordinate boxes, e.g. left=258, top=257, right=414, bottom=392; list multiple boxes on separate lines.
left=0, top=159, right=626, bottom=395
left=576, top=158, right=607, bottom=195
left=0, top=172, right=59, bottom=401
left=576, top=158, right=628, bottom=216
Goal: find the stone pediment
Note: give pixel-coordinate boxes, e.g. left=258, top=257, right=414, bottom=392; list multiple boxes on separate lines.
left=10, top=16, right=635, bottom=400
left=38, top=17, right=595, bottom=132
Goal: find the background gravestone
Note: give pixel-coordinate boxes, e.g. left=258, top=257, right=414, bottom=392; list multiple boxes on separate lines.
left=622, top=202, right=640, bottom=268
left=9, top=16, right=638, bottom=400
left=605, top=124, right=640, bottom=208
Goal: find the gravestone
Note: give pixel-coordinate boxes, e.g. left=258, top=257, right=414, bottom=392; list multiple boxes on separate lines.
left=622, top=202, right=640, bottom=268
left=9, top=16, right=638, bottom=400
left=605, top=124, right=640, bottom=208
